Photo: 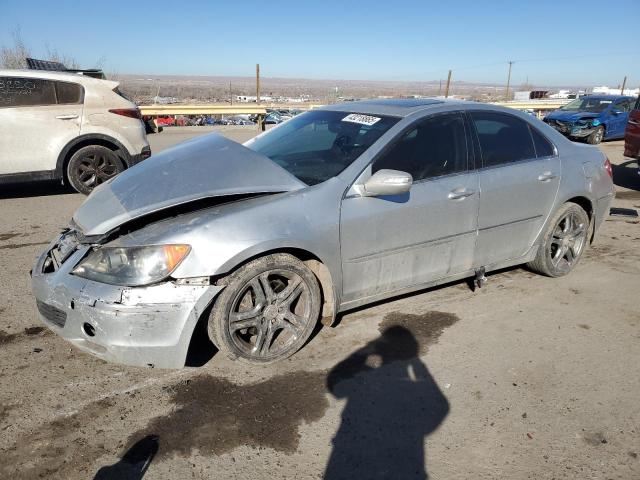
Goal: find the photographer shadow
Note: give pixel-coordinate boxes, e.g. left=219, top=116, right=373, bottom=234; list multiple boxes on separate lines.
left=325, top=326, right=449, bottom=480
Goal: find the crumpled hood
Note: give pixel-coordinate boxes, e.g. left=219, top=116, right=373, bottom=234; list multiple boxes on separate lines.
left=546, top=111, right=600, bottom=123
left=73, top=133, right=306, bottom=236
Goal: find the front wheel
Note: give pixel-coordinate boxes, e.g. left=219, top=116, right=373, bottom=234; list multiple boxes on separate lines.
left=66, top=145, right=123, bottom=195
left=208, top=253, right=321, bottom=364
left=587, top=126, right=604, bottom=145
left=527, top=202, right=590, bottom=277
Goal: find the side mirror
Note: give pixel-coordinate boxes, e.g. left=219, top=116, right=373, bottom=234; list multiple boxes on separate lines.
left=361, top=169, right=413, bottom=197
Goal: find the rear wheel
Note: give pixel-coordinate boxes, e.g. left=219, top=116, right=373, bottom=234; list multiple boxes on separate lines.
left=587, top=126, right=604, bottom=145
left=66, top=145, right=123, bottom=195
left=208, top=253, right=321, bottom=364
left=527, top=202, right=590, bottom=277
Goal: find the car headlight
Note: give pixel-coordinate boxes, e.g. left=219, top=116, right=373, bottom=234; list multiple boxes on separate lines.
left=72, top=244, right=191, bottom=286
left=592, top=119, right=601, bottom=127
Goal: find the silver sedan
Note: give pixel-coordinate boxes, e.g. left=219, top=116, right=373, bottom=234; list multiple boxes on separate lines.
left=31, top=99, right=615, bottom=367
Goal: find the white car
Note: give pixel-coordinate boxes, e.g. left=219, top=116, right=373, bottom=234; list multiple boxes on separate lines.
left=0, top=70, right=150, bottom=194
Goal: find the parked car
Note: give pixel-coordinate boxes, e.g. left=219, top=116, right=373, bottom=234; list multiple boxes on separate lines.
left=623, top=96, right=640, bottom=166
left=543, top=95, right=635, bottom=144
left=31, top=99, right=614, bottom=368
left=264, top=112, right=284, bottom=124
left=0, top=70, right=151, bottom=194
left=155, top=116, right=175, bottom=127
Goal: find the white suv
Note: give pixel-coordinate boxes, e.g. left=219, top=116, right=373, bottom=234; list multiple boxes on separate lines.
left=0, top=70, right=150, bottom=194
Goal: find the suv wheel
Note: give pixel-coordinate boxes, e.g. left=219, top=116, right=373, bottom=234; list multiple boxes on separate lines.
left=527, top=202, right=590, bottom=277
left=587, top=126, right=604, bottom=145
left=67, top=145, right=123, bottom=195
left=208, top=253, right=321, bottom=364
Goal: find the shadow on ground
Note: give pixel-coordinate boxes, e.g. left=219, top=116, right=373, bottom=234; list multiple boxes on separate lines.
left=93, top=435, right=159, bottom=480
left=124, top=319, right=452, bottom=479
left=324, top=325, right=449, bottom=480
left=0, top=180, right=75, bottom=200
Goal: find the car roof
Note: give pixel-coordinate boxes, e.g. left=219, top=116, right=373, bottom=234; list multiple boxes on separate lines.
left=0, top=69, right=118, bottom=88
left=583, top=94, right=634, bottom=100
left=319, top=98, right=465, bottom=117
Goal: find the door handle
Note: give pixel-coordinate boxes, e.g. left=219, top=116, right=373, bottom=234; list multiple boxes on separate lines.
left=55, top=114, right=79, bottom=120
left=538, top=172, right=558, bottom=182
left=448, top=188, right=475, bottom=200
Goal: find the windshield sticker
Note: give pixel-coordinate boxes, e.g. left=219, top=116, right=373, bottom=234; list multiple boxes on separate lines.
left=342, top=113, right=381, bottom=126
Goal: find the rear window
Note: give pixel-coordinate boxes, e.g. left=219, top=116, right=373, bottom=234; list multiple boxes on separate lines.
left=113, top=87, right=133, bottom=102
left=0, top=77, right=84, bottom=107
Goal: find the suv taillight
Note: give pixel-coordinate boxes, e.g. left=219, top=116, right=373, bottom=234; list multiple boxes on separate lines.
left=109, top=108, right=142, bottom=120
left=604, top=157, right=613, bottom=178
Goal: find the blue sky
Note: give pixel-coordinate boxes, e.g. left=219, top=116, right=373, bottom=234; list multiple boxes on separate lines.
left=1, top=0, right=639, bottom=87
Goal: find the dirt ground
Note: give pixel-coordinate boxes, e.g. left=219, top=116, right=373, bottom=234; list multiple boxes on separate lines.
left=0, top=127, right=638, bottom=479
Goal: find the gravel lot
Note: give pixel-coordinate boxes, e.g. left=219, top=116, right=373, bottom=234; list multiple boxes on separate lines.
left=0, top=127, right=638, bottom=479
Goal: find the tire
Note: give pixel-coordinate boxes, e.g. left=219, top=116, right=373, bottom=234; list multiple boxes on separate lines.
left=208, top=253, right=321, bottom=364
left=66, top=145, right=123, bottom=195
left=587, top=126, right=604, bottom=145
left=527, top=202, right=590, bottom=277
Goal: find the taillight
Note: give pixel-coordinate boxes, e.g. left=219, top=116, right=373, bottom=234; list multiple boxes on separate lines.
left=109, top=108, right=142, bottom=120
left=604, top=157, right=613, bottom=178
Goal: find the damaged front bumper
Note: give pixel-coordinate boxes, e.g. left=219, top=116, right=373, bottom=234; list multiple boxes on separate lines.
left=547, top=120, right=596, bottom=138
left=30, top=234, right=223, bottom=368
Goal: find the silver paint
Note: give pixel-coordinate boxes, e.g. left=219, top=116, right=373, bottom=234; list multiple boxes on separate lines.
left=32, top=99, right=614, bottom=368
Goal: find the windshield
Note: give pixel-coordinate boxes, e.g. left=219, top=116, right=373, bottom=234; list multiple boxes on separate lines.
left=246, top=110, right=399, bottom=185
left=560, top=97, right=612, bottom=113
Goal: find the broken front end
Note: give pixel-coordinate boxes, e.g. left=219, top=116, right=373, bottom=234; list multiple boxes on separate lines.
left=31, top=228, right=223, bottom=368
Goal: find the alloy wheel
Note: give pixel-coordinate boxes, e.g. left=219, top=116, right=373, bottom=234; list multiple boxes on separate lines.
left=227, top=269, right=313, bottom=361
left=549, top=211, right=587, bottom=271
left=75, top=153, right=119, bottom=188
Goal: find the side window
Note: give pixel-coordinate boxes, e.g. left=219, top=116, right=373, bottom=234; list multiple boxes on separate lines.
left=530, top=126, right=555, bottom=158
left=613, top=99, right=633, bottom=112
left=55, top=81, right=83, bottom=104
left=0, top=77, right=56, bottom=107
left=373, top=112, right=467, bottom=181
left=470, top=111, right=536, bottom=167
left=635, top=97, right=640, bottom=111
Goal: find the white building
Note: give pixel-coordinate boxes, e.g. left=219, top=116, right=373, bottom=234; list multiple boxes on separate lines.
left=592, top=85, right=639, bottom=96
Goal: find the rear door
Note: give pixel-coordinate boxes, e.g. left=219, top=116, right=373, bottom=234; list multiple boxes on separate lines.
left=469, top=111, right=561, bottom=267
left=0, top=76, right=83, bottom=175
left=608, top=98, right=633, bottom=138
left=624, top=97, right=640, bottom=158
left=340, top=111, right=479, bottom=304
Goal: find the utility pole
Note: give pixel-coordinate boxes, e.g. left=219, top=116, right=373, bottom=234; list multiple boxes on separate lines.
left=444, top=70, right=452, bottom=98
left=256, top=63, right=261, bottom=104
left=621, top=76, right=627, bottom=95
left=505, top=60, right=514, bottom=101
left=256, top=63, right=264, bottom=131
left=229, top=81, right=232, bottom=105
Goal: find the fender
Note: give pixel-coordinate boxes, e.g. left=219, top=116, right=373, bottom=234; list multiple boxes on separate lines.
left=209, top=239, right=341, bottom=326
left=55, top=133, right=132, bottom=179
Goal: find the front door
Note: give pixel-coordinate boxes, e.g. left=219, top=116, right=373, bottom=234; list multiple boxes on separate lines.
left=468, top=110, right=561, bottom=266
left=340, top=111, right=479, bottom=306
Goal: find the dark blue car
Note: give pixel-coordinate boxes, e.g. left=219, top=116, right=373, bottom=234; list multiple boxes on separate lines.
left=543, top=95, right=635, bottom=144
